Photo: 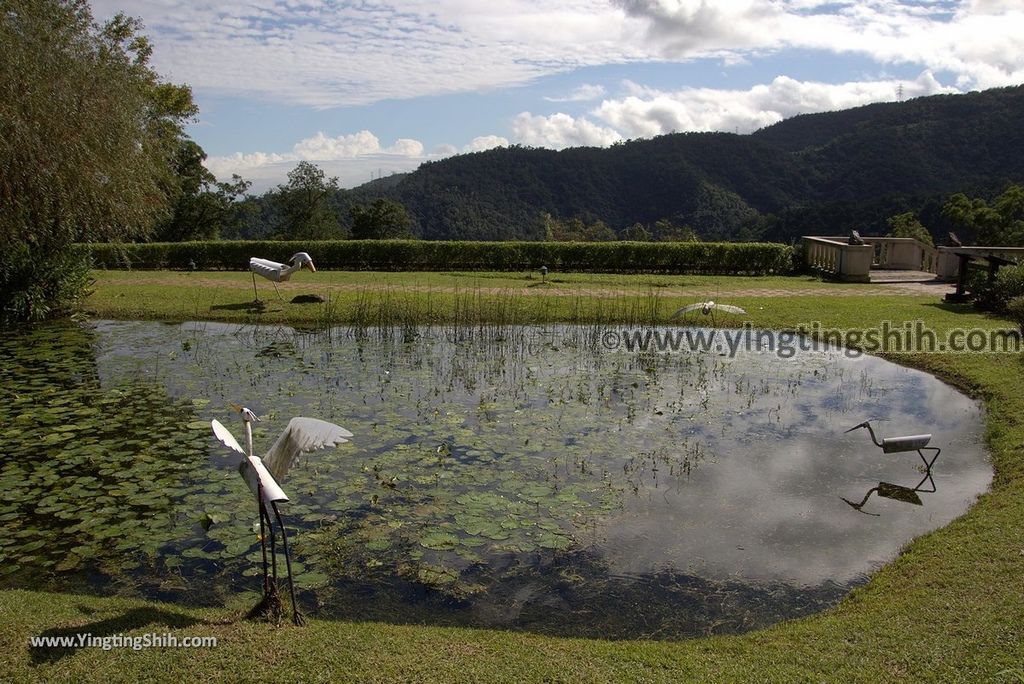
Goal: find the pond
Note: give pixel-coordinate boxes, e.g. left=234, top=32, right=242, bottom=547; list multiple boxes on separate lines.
left=0, top=320, right=991, bottom=639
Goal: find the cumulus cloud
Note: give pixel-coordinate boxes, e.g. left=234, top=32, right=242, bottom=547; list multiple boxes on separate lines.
left=511, top=112, right=623, bottom=148
left=204, top=130, right=430, bottom=191
left=463, top=135, right=510, bottom=152
left=544, top=84, right=608, bottom=102
left=594, top=70, right=958, bottom=137
left=432, top=143, right=460, bottom=157
left=619, top=0, right=1024, bottom=91
left=291, top=131, right=384, bottom=159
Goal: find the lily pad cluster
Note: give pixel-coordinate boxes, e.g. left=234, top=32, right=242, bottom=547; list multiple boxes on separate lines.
left=2, top=319, right=920, bottom=638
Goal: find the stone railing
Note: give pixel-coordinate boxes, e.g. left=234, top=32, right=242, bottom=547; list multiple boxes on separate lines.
left=865, top=237, right=938, bottom=272
left=935, top=246, right=1024, bottom=280
left=802, top=236, right=873, bottom=282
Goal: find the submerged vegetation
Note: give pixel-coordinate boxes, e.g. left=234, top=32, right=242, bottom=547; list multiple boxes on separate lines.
left=0, top=317, right=992, bottom=641
left=2, top=278, right=1023, bottom=681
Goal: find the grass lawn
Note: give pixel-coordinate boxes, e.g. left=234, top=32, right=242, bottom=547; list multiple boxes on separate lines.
left=4, top=270, right=1023, bottom=682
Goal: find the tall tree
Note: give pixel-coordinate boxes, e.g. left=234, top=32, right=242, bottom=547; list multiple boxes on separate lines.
left=273, top=161, right=343, bottom=239
left=350, top=198, right=415, bottom=240
left=943, top=184, right=1024, bottom=246
left=154, top=140, right=253, bottom=241
left=0, top=0, right=197, bottom=321
left=886, top=212, right=934, bottom=246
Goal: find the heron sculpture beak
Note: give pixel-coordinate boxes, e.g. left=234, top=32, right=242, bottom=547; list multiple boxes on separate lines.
left=306, top=260, right=316, bottom=272
left=844, top=421, right=870, bottom=433
left=230, top=403, right=261, bottom=422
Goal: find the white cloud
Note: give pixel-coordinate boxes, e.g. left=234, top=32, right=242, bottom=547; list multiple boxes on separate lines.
left=511, top=112, right=623, bottom=148
left=544, top=83, right=607, bottom=102
left=91, top=0, right=645, bottom=108
left=432, top=143, right=460, bottom=157
left=619, top=0, right=1024, bottom=91
left=93, top=0, right=1022, bottom=109
left=593, top=71, right=958, bottom=137
left=463, top=135, right=510, bottom=152
left=386, top=138, right=426, bottom=156
left=292, top=131, right=384, bottom=159
left=205, top=129, right=430, bottom=191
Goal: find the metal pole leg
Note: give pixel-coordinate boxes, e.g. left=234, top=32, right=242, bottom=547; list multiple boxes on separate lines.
left=271, top=501, right=305, bottom=626
left=918, top=446, right=940, bottom=470
left=257, top=496, right=270, bottom=596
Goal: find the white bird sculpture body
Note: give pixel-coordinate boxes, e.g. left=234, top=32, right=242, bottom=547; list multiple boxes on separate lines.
left=671, top=301, right=747, bottom=326
left=845, top=420, right=940, bottom=470
left=211, top=406, right=352, bottom=624
left=249, top=252, right=316, bottom=301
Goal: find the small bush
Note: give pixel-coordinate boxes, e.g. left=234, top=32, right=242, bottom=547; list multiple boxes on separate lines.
left=1007, top=296, right=1024, bottom=334
left=0, top=244, right=93, bottom=324
left=974, top=262, right=1024, bottom=312
left=83, top=240, right=796, bottom=276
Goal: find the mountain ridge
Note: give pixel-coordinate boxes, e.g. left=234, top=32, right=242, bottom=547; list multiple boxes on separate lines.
left=340, top=85, right=1024, bottom=242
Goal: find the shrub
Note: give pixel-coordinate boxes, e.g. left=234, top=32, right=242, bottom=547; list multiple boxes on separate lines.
left=83, top=240, right=796, bottom=276
left=974, top=262, right=1024, bottom=312
left=1007, top=296, right=1024, bottom=335
left=0, top=244, right=92, bottom=324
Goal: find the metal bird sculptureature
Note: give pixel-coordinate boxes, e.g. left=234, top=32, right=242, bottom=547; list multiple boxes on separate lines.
left=211, top=406, right=352, bottom=625
left=249, top=252, right=316, bottom=302
left=671, top=301, right=747, bottom=326
left=845, top=420, right=941, bottom=470
left=672, top=301, right=748, bottom=317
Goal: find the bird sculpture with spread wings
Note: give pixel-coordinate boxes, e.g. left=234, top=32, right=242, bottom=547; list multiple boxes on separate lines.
left=211, top=406, right=352, bottom=625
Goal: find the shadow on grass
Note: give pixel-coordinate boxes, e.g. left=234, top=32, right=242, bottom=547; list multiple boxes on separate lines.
left=919, top=301, right=978, bottom=314
left=210, top=301, right=268, bottom=313
left=29, top=606, right=212, bottom=665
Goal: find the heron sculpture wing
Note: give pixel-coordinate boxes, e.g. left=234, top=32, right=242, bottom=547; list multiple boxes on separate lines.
left=249, top=257, right=283, bottom=282
left=713, top=304, right=747, bottom=315
left=211, top=419, right=245, bottom=454
left=671, top=302, right=711, bottom=318
left=263, top=417, right=353, bottom=481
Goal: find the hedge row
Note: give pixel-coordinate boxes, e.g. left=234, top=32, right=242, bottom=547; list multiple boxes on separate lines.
left=84, top=240, right=796, bottom=275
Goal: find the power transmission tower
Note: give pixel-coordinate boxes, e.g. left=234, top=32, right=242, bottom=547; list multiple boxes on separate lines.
left=897, top=83, right=904, bottom=101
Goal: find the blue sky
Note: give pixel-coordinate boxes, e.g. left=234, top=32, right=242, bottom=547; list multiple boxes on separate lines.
left=91, top=0, right=1024, bottom=193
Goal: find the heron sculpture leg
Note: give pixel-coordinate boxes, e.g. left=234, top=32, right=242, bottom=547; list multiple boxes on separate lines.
left=257, top=497, right=270, bottom=595
left=251, top=272, right=261, bottom=303
left=271, top=501, right=304, bottom=625
left=918, top=446, right=940, bottom=470
left=248, top=479, right=287, bottom=624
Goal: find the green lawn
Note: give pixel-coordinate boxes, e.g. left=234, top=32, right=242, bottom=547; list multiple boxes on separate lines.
left=5, top=271, right=1023, bottom=682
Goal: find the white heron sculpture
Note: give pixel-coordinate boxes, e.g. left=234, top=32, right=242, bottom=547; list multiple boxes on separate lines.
left=845, top=420, right=940, bottom=470
left=671, top=301, right=747, bottom=326
left=211, top=406, right=352, bottom=625
left=249, top=252, right=316, bottom=302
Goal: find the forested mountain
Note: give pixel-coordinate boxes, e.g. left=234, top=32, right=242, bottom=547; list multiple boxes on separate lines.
left=334, top=85, right=1024, bottom=242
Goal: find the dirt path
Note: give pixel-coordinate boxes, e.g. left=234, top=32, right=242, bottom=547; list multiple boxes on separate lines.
left=96, top=274, right=955, bottom=299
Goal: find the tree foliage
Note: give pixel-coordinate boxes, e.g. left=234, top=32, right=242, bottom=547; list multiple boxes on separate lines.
left=326, top=86, right=1024, bottom=242
left=0, top=0, right=197, bottom=321
left=942, top=184, right=1024, bottom=246
left=350, top=198, right=415, bottom=240
left=886, top=212, right=934, bottom=246
left=154, top=140, right=253, bottom=241
left=273, top=161, right=343, bottom=240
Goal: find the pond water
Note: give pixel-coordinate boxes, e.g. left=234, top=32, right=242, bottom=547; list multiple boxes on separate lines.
left=0, top=320, right=991, bottom=639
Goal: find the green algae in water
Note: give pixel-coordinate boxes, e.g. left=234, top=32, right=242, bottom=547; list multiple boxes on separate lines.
left=0, top=320, right=992, bottom=639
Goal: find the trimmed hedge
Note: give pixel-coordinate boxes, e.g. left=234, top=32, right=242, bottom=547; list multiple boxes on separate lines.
left=84, top=240, right=796, bottom=275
